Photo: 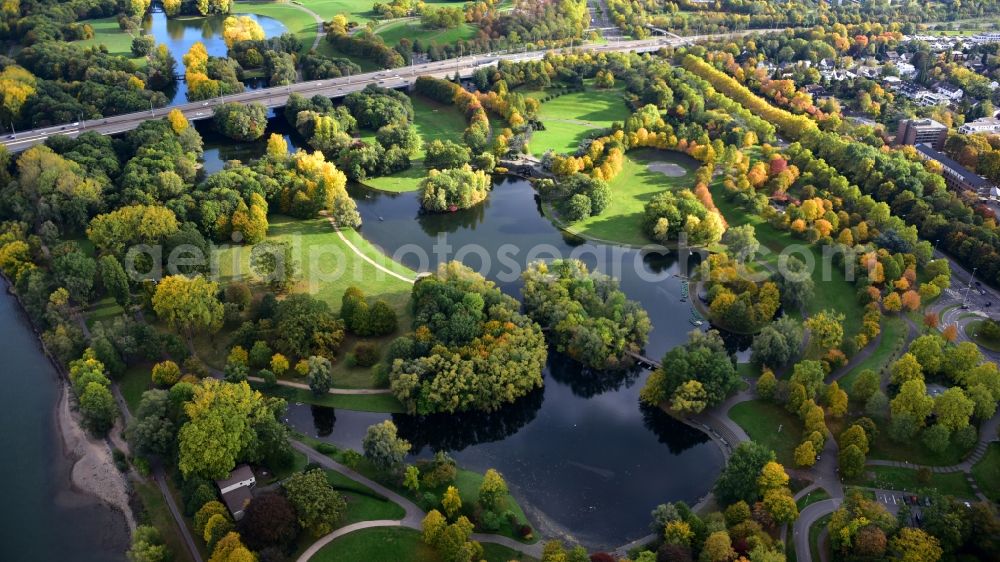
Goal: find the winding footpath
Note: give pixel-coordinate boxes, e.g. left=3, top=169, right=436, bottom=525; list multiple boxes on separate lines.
left=290, top=440, right=546, bottom=561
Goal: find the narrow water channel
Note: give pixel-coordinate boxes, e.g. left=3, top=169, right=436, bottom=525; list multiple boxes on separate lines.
left=0, top=279, right=129, bottom=561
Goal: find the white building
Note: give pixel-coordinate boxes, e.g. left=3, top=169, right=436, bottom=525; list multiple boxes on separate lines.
left=959, top=117, right=1000, bottom=135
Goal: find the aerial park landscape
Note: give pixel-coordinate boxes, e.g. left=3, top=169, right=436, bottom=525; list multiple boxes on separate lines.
left=1, top=1, right=1000, bottom=562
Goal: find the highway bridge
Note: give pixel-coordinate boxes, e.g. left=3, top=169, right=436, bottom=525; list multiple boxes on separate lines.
left=0, top=32, right=759, bottom=153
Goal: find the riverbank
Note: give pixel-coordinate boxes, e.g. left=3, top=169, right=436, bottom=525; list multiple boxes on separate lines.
left=0, top=277, right=131, bottom=561
left=56, top=378, right=137, bottom=533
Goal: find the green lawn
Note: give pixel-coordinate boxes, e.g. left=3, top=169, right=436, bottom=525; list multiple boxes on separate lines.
left=796, top=488, right=830, bottom=511
left=854, top=466, right=976, bottom=499
left=311, top=527, right=537, bottom=562
left=376, top=19, right=478, bottom=47
left=972, top=443, right=1000, bottom=502
left=135, top=480, right=195, bottom=562
left=550, top=149, right=699, bottom=246
left=363, top=96, right=471, bottom=193
left=531, top=86, right=631, bottom=154
left=728, top=399, right=803, bottom=466
left=299, top=0, right=468, bottom=23
left=965, top=320, right=1000, bottom=352
left=709, top=177, right=864, bottom=342
left=254, top=382, right=406, bottom=413
left=237, top=1, right=318, bottom=53
left=326, top=470, right=406, bottom=524
left=72, top=17, right=145, bottom=64
left=119, top=363, right=154, bottom=413
left=839, top=316, right=907, bottom=392
left=84, top=297, right=125, bottom=330
left=213, top=215, right=415, bottom=313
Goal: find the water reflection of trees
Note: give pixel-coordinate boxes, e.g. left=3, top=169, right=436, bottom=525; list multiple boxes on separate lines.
left=546, top=352, right=640, bottom=399
left=392, top=388, right=543, bottom=454
left=417, top=202, right=489, bottom=236
left=640, top=402, right=712, bottom=455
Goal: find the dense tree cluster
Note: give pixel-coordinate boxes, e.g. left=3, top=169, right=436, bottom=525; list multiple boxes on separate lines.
left=521, top=259, right=650, bottom=370
left=641, top=329, right=739, bottom=412
left=388, top=262, right=547, bottom=414
left=419, top=165, right=492, bottom=212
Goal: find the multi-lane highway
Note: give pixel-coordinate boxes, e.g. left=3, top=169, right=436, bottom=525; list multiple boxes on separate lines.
left=0, top=32, right=756, bottom=153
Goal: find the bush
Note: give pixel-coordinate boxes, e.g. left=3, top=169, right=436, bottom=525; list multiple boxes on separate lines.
left=353, top=342, right=380, bottom=367
left=258, top=369, right=277, bottom=388
left=151, top=360, right=181, bottom=386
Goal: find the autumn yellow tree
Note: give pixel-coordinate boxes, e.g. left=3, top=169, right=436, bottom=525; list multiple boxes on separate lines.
left=152, top=275, right=224, bottom=337
left=222, top=15, right=265, bottom=47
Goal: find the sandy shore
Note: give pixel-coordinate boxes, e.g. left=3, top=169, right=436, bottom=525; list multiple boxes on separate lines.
left=57, top=381, right=137, bottom=532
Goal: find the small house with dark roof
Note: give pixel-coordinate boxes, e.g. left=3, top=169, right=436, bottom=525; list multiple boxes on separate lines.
left=216, top=465, right=256, bottom=521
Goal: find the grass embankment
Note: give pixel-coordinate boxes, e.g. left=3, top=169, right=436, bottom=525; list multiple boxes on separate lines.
left=135, top=480, right=195, bottom=562
left=363, top=96, right=472, bottom=193
left=972, top=443, right=1000, bottom=502
left=311, top=527, right=537, bottom=562
left=809, top=514, right=832, bottom=562
left=728, top=399, right=803, bottom=466
left=302, top=437, right=535, bottom=544
left=326, top=470, right=407, bottom=524
left=838, top=316, right=907, bottom=392
left=850, top=466, right=976, bottom=499
left=237, top=1, right=318, bottom=53
left=709, top=177, right=864, bottom=341
left=530, top=85, right=631, bottom=154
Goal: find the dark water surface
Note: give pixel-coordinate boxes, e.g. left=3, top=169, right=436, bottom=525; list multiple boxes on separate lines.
left=145, top=8, right=286, bottom=104
left=202, top=127, right=725, bottom=547
left=283, top=176, right=725, bottom=548
left=0, top=280, right=129, bottom=561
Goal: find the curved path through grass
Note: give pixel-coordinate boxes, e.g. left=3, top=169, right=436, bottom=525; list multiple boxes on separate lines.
left=291, top=440, right=546, bottom=561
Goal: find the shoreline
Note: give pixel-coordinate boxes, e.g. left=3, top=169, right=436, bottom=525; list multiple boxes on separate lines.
left=55, top=378, right=137, bottom=533
left=4, top=276, right=136, bottom=536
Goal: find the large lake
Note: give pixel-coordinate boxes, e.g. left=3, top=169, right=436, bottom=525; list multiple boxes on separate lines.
left=219, top=122, right=728, bottom=549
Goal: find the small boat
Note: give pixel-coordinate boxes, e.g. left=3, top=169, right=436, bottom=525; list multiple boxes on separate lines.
left=689, top=319, right=703, bottom=326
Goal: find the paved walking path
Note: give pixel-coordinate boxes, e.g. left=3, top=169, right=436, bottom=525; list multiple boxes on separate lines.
left=247, top=374, right=393, bottom=395
left=793, top=498, right=841, bottom=562
left=290, top=440, right=546, bottom=561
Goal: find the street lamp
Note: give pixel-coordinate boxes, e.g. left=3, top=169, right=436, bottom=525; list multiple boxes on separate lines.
left=962, top=267, right=978, bottom=308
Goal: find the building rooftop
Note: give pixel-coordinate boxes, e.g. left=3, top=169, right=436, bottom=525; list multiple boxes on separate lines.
left=914, top=144, right=991, bottom=189
left=216, top=465, right=255, bottom=490
left=906, top=118, right=947, bottom=130
left=220, top=485, right=253, bottom=518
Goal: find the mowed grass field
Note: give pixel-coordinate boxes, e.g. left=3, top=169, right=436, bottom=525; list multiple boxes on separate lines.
left=554, top=149, right=699, bottom=246
left=312, top=527, right=537, bottom=562
left=728, top=399, right=803, bottom=466
left=213, top=215, right=415, bottom=312
left=299, top=0, right=468, bottom=23
left=376, top=19, right=478, bottom=46
left=531, top=86, right=630, bottom=154
left=72, top=17, right=146, bottom=64
left=364, top=95, right=470, bottom=192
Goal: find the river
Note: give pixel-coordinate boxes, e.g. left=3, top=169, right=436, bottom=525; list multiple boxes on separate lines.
left=0, top=279, right=129, bottom=561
